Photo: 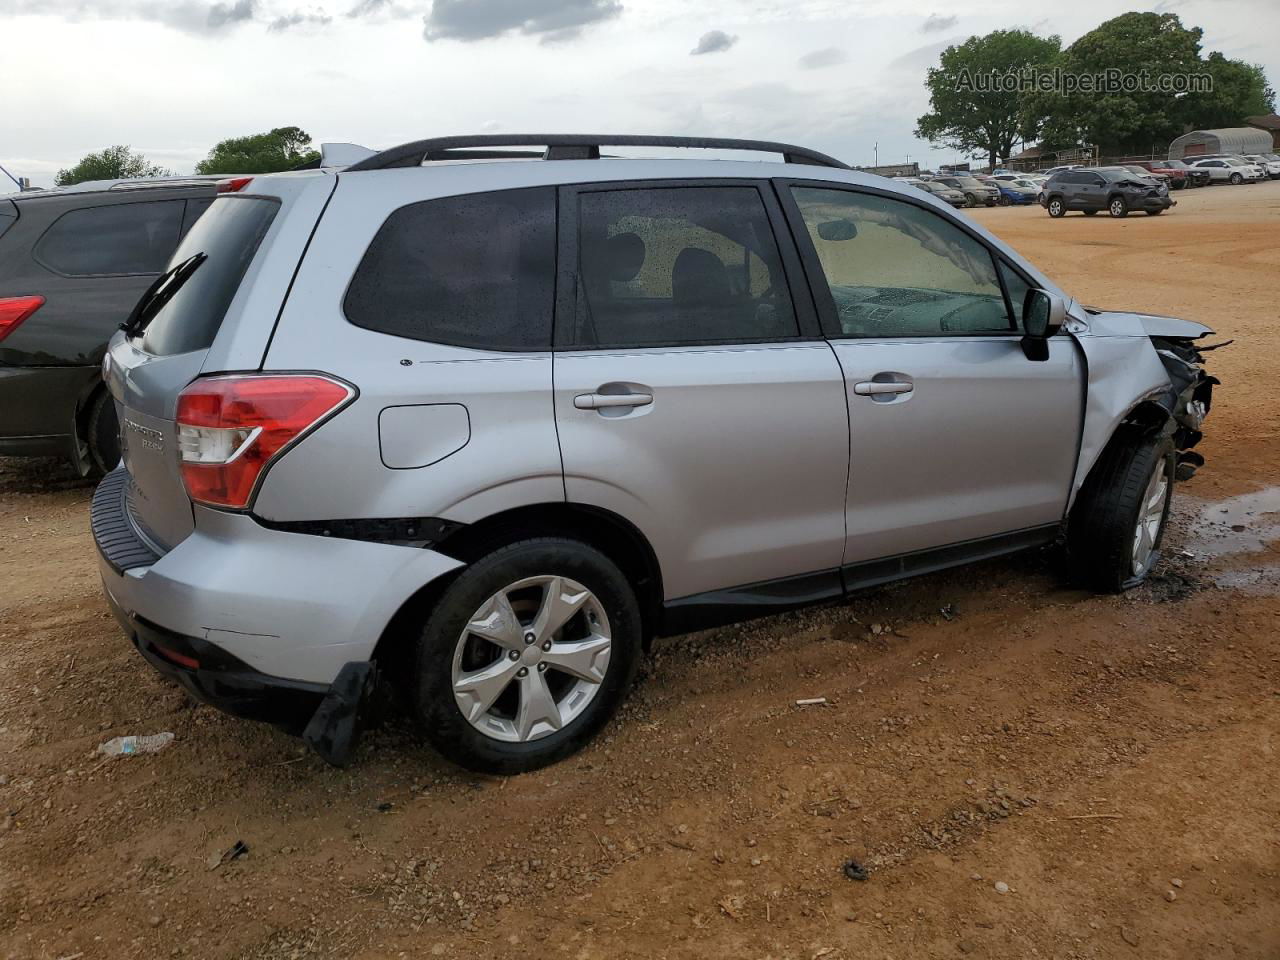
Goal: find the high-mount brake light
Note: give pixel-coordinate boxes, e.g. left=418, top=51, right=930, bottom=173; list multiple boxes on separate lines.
left=216, top=177, right=254, bottom=194
left=176, top=375, right=354, bottom=509
left=0, top=296, right=45, bottom=343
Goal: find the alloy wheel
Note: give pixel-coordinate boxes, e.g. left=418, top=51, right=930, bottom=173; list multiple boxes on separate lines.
left=451, top=575, right=612, bottom=743
left=1131, top=459, right=1169, bottom=578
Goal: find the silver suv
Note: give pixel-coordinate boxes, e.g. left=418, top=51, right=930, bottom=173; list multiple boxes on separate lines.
left=93, top=135, right=1218, bottom=773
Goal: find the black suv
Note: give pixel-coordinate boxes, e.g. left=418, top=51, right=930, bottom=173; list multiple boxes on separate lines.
left=1041, top=168, right=1175, bottom=219
left=0, top=178, right=217, bottom=473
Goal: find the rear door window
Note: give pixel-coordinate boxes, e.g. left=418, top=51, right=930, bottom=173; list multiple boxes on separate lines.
left=344, top=186, right=556, bottom=351
left=139, top=196, right=278, bottom=356
left=35, top=200, right=183, bottom=276
left=572, top=186, right=798, bottom=347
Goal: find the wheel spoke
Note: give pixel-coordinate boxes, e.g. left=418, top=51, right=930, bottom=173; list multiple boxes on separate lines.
left=542, top=633, right=611, bottom=684
left=454, top=657, right=521, bottom=723
left=530, top=576, right=591, bottom=640
left=515, top=669, right=562, bottom=741
left=465, top=591, right=525, bottom=651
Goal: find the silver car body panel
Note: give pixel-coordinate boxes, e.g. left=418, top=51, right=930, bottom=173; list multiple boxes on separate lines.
left=100, top=505, right=463, bottom=684
left=834, top=334, right=1082, bottom=562
left=554, top=342, right=849, bottom=599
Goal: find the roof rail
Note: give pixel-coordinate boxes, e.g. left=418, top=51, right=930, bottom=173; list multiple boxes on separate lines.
left=106, top=177, right=221, bottom=191
left=344, top=134, right=849, bottom=172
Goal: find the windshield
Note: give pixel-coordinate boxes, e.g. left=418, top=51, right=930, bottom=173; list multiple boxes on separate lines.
left=137, top=196, right=278, bottom=357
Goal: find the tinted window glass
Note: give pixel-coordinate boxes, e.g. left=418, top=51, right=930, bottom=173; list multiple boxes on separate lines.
left=791, top=186, right=1013, bottom=337
left=36, top=200, right=183, bottom=276
left=181, top=198, right=214, bottom=237
left=140, top=196, right=278, bottom=356
left=574, top=187, right=797, bottom=347
left=345, top=187, right=555, bottom=350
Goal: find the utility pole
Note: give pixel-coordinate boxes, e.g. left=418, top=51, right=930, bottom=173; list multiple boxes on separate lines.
left=874, top=142, right=879, bottom=168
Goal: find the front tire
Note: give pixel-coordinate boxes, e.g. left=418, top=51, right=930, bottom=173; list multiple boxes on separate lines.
left=1068, top=429, right=1174, bottom=592
left=1229, top=173, right=1243, bottom=185
left=412, top=538, right=642, bottom=774
left=1083, top=209, right=1098, bottom=216
left=1145, top=208, right=1164, bottom=216
left=1108, top=196, right=1129, bottom=218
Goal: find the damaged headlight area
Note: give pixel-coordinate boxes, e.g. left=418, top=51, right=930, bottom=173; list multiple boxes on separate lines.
left=1152, top=335, right=1227, bottom=481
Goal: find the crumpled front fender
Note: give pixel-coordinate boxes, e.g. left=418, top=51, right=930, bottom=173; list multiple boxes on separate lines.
left=1069, top=309, right=1216, bottom=507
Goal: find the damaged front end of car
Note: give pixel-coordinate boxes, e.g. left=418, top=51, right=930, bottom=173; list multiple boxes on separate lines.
left=1150, top=333, right=1224, bottom=481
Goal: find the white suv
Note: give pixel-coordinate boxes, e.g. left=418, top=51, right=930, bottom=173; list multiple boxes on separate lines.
left=93, top=135, right=1218, bottom=772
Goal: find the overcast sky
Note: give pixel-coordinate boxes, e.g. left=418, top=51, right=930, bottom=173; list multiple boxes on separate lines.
left=3, top=0, right=1277, bottom=187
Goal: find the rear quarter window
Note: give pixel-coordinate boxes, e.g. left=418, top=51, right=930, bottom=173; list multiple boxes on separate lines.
left=343, top=186, right=556, bottom=351
left=35, top=199, right=183, bottom=276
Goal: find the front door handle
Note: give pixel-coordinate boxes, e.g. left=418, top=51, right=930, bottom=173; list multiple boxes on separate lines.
left=853, top=380, right=913, bottom=396
left=574, top=392, right=653, bottom=410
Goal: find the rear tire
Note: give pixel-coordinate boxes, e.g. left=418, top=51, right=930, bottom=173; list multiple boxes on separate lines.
left=412, top=538, right=642, bottom=774
left=1067, top=429, right=1174, bottom=592
left=85, top=390, right=120, bottom=476
left=1047, top=197, right=1065, bottom=218
left=1083, top=210, right=1098, bottom=216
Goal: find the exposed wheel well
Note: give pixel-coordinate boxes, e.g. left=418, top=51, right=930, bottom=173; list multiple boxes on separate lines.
left=370, top=503, right=665, bottom=679
left=1074, top=399, right=1171, bottom=514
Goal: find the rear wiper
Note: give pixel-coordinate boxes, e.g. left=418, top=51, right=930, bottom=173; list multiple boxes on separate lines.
left=120, top=252, right=207, bottom=338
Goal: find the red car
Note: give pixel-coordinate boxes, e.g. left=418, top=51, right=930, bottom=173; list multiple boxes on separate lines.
left=1133, top=160, right=1206, bottom=189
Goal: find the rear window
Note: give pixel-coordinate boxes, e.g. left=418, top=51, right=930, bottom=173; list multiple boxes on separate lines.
left=344, top=186, right=556, bottom=351
left=139, top=196, right=278, bottom=357
left=35, top=200, right=183, bottom=276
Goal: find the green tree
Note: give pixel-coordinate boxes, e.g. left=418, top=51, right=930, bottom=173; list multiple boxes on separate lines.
left=1190, top=53, right=1275, bottom=128
left=1036, top=12, right=1203, bottom=155
left=195, top=126, right=320, bottom=175
left=915, top=29, right=1063, bottom=169
left=55, top=145, right=173, bottom=186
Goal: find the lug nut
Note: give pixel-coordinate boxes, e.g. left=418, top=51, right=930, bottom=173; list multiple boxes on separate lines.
left=517, top=667, right=529, bottom=678
left=537, top=663, right=548, bottom=673
left=524, top=632, right=536, bottom=645
left=541, top=640, right=552, bottom=651
left=508, top=650, right=520, bottom=661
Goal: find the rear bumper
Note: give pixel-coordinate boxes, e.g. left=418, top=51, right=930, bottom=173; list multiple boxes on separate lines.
left=91, top=466, right=466, bottom=686
left=126, top=609, right=328, bottom=731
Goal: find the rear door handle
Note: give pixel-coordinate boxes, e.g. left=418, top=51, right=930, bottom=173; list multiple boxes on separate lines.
left=852, top=381, right=913, bottom=396
left=574, top=392, right=653, bottom=410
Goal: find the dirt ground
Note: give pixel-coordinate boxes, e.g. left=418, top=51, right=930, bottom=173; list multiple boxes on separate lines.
left=2, top=181, right=1278, bottom=960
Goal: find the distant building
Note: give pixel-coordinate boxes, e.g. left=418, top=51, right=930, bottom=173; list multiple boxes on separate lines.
left=1244, top=114, right=1280, bottom=150
left=853, top=162, right=920, bottom=178
left=1168, top=127, right=1273, bottom=159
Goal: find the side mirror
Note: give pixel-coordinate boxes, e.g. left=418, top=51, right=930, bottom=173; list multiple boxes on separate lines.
left=816, top=219, right=858, bottom=242
left=1021, top=288, right=1066, bottom=361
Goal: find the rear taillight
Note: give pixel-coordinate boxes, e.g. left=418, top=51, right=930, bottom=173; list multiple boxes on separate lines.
left=216, top=177, right=253, bottom=193
left=176, top=374, right=354, bottom=509
left=0, top=296, right=45, bottom=343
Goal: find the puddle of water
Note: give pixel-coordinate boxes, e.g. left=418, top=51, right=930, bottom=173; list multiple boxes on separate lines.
left=1212, top=565, right=1280, bottom=594
left=1183, top=486, right=1280, bottom=560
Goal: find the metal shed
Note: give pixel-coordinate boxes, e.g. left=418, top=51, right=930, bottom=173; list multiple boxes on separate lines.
left=1168, top=127, right=1273, bottom=160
